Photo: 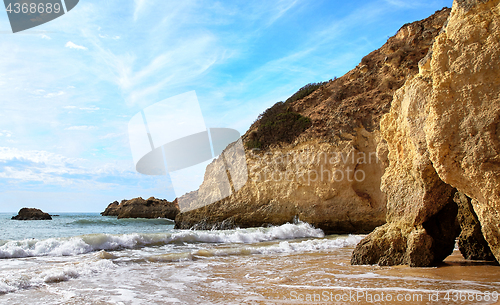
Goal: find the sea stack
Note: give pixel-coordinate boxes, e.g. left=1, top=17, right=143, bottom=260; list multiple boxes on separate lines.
left=12, top=208, right=52, bottom=220
left=101, top=197, right=180, bottom=220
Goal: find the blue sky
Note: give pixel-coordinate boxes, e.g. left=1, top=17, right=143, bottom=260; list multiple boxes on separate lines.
left=0, top=0, right=453, bottom=213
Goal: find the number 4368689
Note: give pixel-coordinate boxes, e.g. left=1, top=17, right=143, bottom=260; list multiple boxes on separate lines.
left=6, top=2, right=61, bottom=14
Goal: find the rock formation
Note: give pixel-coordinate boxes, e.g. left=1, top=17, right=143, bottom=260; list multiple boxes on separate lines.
left=351, top=75, right=461, bottom=266
left=175, top=8, right=451, bottom=233
left=454, top=192, right=496, bottom=261
left=101, top=201, right=120, bottom=216
left=12, top=208, right=52, bottom=220
left=423, top=0, right=500, bottom=263
left=101, top=197, right=179, bottom=220
left=352, top=0, right=500, bottom=266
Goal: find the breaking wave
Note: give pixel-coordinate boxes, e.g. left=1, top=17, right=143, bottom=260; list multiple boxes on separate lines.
left=0, top=221, right=324, bottom=259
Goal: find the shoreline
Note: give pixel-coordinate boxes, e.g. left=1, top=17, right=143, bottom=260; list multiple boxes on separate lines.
left=1, top=213, right=499, bottom=304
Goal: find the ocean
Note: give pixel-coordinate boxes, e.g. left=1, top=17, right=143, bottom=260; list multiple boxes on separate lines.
left=1, top=213, right=499, bottom=304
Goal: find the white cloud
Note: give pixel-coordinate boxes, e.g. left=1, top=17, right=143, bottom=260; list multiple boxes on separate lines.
left=65, top=125, right=98, bottom=131
left=44, top=91, right=64, bottom=98
left=98, top=33, right=121, bottom=40
left=65, top=41, right=88, bottom=50
left=79, top=106, right=100, bottom=111
left=99, top=132, right=125, bottom=140
left=112, top=35, right=220, bottom=106
left=133, top=0, right=147, bottom=21
left=0, top=147, right=133, bottom=189
left=266, top=0, right=299, bottom=26
left=0, top=147, right=80, bottom=168
left=63, top=105, right=99, bottom=111
left=0, top=130, right=12, bottom=137
left=33, top=89, right=46, bottom=95
left=40, top=34, right=51, bottom=40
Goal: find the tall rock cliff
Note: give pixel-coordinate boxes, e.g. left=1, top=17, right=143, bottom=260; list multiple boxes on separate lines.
left=352, top=0, right=500, bottom=266
left=175, top=8, right=451, bottom=234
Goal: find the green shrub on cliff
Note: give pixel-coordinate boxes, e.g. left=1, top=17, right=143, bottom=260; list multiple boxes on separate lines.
left=285, top=82, right=326, bottom=104
left=245, top=81, right=325, bottom=150
left=246, top=103, right=312, bottom=150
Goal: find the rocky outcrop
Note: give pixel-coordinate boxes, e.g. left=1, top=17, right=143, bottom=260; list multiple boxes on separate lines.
left=350, top=76, right=460, bottom=266
left=176, top=136, right=388, bottom=233
left=101, top=197, right=179, bottom=220
left=423, top=0, right=500, bottom=263
left=352, top=0, right=500, bottom=266
left=175, top=8, right=451, bottom=233
left=12, top=208, right=52, bottom=220
left=454, top=192, right=496, bottom=261
left=101, top=201, right=120, bottom=216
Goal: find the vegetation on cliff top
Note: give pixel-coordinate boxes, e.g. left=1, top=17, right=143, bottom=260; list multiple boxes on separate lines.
left=245, top=83, right=323, bottom=149
left=285, top=82, right=327, bottom=104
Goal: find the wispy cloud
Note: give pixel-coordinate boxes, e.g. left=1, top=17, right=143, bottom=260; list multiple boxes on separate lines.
left=383, top=0, right=430, bottom=8
left=0, top=147, right=134, bottom=189
left=99, top=132, right=125, bottom=140
left=65, top=125, right=98, bottom=131
left=0, top=130, right=12, bottom=137
left=266, top=0, right=300, bottom=26
left=65, top=41, right=88, bottom=50
left=133, top=0, right=147, bottom=21
left=44, top=91, right=64, bottom=98
left=63, top=105, right=100, bottom=111
left=79, top=106, right=100, bottom=111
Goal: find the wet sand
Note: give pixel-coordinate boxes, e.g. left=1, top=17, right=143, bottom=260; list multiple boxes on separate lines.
left=203, top=248, right=500, bottom=304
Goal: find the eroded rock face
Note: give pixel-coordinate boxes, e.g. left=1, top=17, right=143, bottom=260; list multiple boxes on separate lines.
left=423, top=0, right=500, bottom=263
left=352, top=0, right=500, bottom=266
left=101, top=197, right=179, bottom=220
left=351, top=77, right=459, bottom=266
left=12, top=208, right=52, bottom=220
left=454, top=192, right=496, bottom=261
left=176, top=136, right=387, bottom=233
left=100, top=201, right=120, bottom=216
left=175, top=8, right=451, bottom=233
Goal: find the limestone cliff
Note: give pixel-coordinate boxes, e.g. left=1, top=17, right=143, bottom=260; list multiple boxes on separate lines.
left=175, top=8, right=451, bottom=234
left=350, top=77, right=460, bottom=266
left=352, top=0, right=500, bottom=266
left=101, top=197, right=179, bottom=220
left=424, top=0, right=500, bottom=263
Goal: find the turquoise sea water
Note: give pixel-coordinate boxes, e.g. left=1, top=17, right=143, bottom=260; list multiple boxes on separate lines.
left=0, top=213, right=175, bottom=241
left=0, top=214, right=330, bottom=260
left=2, top=213, right=356, bottom=303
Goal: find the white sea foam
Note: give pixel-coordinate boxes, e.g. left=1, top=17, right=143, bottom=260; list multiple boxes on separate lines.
left=43, top=267, right=81, bottom=283
left=256, top=234, right=363, bottom=254
left=0, top=259, right=114, bottom=294
left=190, top=234, right=364, bottom=258
left=0, top=221, right=324, bottom=259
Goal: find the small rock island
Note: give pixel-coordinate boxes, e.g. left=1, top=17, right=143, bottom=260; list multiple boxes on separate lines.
left=12, top=208, right=52, bottom=220
left=101, top=197, right=179, bottom=220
